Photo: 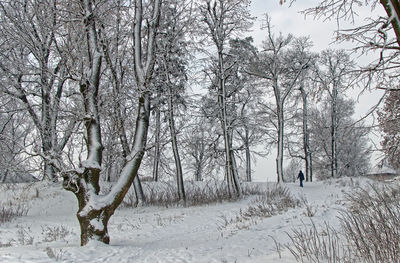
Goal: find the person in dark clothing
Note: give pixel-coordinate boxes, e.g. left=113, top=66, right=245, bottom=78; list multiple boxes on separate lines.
left=297, top=170, right=305, bottom=187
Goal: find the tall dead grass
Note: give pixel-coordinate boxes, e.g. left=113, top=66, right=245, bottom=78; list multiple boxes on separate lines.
left=286, top=183, right=400, bottom=263
left=122, top=181, right=272, bottom=208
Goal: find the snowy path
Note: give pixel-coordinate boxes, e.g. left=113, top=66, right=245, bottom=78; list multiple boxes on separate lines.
left=0, top=178, right=365, bottom=262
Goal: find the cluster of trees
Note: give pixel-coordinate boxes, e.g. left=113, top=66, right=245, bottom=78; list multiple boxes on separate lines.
left=0, top=0, right=397, bottom=246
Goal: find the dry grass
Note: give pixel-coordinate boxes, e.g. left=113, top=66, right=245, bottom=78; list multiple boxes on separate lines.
left=0, top=202, right=29, bottom=224
left=340, top=184, right=400, bottom=263
left=122, top=181, right=272, bottom=208
left=286, top=183, right=400, bottom=263
left=286, top=221, right=350, bottom=263
left=218, top=185, right=300, bottom=234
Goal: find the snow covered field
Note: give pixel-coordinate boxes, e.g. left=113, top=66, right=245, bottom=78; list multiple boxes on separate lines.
left=0, top=177, right=388, bottom=262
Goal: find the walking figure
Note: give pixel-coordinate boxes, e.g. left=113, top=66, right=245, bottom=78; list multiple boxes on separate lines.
left=298, top=170, right=305, bottom=187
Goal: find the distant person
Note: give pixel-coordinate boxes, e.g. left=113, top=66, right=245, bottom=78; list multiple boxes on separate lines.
left=297, top=170, right=305, bottom=187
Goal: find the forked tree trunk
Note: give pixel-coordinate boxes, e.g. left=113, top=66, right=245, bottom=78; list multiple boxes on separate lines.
left=62, top=0, right=161, bottom=246
left=64, top=93, right=151, bottom=246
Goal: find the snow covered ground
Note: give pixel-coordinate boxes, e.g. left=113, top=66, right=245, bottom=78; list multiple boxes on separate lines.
left=0, top=177, right=382, bottom=262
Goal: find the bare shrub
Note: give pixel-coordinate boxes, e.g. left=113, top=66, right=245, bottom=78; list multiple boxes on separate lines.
left=41, top=225, right=71, bottom=242
left=45, top=247, right=65, bottom=261
left=340, top=184, right=400, bottom=263
left=0, top=202, right=29, bottom=224
left=17, top=226, right=34, bottom=245
left=286, top=221, right=351, bottom=263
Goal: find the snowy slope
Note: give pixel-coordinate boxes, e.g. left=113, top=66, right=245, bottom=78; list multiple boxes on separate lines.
left=0, top=177, right=375, bottom=262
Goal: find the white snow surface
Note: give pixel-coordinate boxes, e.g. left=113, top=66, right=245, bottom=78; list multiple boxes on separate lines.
left=0, top=177, right=383, bottom=262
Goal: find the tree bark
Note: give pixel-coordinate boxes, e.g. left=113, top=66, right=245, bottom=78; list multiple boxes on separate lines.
left=300, top=84, right=313, bottom=182
left=380, top=0, right=400, bottom=47
left=245, top=129, right=252, bottom=182
left=331, top=86, right=338, bottom=178
left=276, top=104, right=285, bottom=183
left=218, top=51, right=242, bottom=197
left=152, top=94, right=162, bottom=182
left=167, top=88, right=186, bottom=204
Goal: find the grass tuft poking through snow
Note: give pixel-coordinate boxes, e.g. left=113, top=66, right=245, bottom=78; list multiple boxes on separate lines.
left=218, top=185, right=300, bottom=236
left=0, top=203, right=29, bottom=224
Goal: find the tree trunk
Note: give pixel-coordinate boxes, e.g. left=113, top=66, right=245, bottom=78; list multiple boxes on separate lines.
left=77, top=203, right=112, bottom=245
left=300, top=84, right=312, bottom=182
left=218, top=52, right=241, bottom=197
left=380, top=0, right=400, bottom=47
left=167, top=88, right=186, bottom=204
left=331, top=87, right=338, bottom=178
left=152, top=100, right=161, bottom=182
left=66, top=92, right=151, bottom=246
left=276, top=104, right=285, bottom=183
left=133, top=176, right=145, bottom=206
left=195, top=162, right=203, bottom=181
left=244, top=129, right=251, bottom=182
left=230, top=149, right=242, bottom=195
left=43, top=158, right=56, bottom=181
left=62, top=0, right=161, bottom=246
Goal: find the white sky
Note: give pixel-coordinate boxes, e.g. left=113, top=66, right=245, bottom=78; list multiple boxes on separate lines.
left=248, top=1, right=386, bottom=182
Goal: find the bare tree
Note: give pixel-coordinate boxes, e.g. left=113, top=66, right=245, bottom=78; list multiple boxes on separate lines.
left=152, top=0, right=196, bottom=204
left=0, top=0, right=76, bottom=181
left=299, top=78, right=313, bottom=182
left=226, top=37, right=267, bottom=182
left=61, top=0, right=162, bottom=246
left=310, top=97, right=371, bottom=178
left=248, top=18, right=312, bottom=183
left=199, top=0, right=253, bottom=196
left=313, top=49, right=354, bottom=178
left=0, top=99, right=32, bottom=183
